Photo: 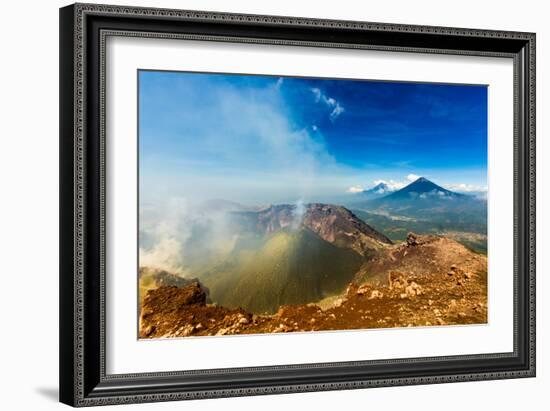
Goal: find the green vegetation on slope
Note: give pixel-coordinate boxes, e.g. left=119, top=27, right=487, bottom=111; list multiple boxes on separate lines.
left=351, top=209, right=487, bottom=254
left=200, top=228, right=363, bottom=314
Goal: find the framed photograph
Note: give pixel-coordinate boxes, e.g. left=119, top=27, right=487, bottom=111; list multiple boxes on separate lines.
left=59, top=3, right=536, bottom=407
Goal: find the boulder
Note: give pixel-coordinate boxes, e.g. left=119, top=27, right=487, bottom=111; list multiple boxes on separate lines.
left=406, top=232, right=419, bottom=247
left=176, top=282, right=208, bottom=306
left=388, top=271, right=407, bottom=289
left=368, top=290, right=384, bottom=300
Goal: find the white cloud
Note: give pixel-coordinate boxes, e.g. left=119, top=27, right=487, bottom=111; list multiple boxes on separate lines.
left=160, top=82, right=339, bottom=202
left=311, top=87, right=322, bottom=103
left=347, top=178, right=407, bottom=194
left=445, top=183, right=488, bottom=193
left=329, top=104, right=345, bottom=121
left=373, top=179, right=406, bottom=191
left=368, top=174, right=428, bottom=191
left=311, top=87, right=345, bottom=121
left=346, top=185, right=365, bottom=193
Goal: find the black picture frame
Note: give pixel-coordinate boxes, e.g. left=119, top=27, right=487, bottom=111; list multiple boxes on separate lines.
left=59, top=3, right=536, bottom=407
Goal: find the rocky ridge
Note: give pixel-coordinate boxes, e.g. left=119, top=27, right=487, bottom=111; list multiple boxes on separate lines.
left=231, top=203, right=392, bottom=256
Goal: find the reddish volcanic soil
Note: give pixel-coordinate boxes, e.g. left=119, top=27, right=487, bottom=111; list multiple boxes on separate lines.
left=139, top=234, right=487, bottom=339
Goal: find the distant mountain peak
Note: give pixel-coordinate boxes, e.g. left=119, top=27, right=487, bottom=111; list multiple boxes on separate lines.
left=361, top=181, right=396, bottom=196
left=402, top=177, right=460, bottom=195
left=368, top=176, right=467, bottom=203
left=371, top=182, right=390, bottom=191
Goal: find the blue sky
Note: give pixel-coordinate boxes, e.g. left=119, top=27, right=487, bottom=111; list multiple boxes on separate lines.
left=139, top=70, right=487, bottom=205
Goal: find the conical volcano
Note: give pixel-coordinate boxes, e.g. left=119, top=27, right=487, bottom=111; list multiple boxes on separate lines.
left=383, top=177, right=465, bottom=201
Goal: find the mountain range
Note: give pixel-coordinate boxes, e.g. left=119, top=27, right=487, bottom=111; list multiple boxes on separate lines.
left=369, top=177, right=465, bottom=203
left=344, top=177, right=487, bottom=252
left=353, top=177, right=486, bottom=223
left=351, top=177, right=481, bottom=203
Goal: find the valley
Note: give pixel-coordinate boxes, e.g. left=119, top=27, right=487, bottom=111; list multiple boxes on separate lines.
left=138, top=177, right=488, bottom=338
left=346, top=177, right=487, bottom=253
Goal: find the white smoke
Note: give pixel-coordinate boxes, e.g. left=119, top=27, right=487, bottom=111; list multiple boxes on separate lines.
left=311, top=87, right=345, bottom=121
left=138, top=197, right=240, bottom=276
left=373, top=179, right=406, bottom=191
left=139, top=237, right=186, bottom=275
left=291, top=199, right=306, bottom=231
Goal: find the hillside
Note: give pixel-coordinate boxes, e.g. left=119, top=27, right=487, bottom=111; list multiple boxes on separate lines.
left=140, top=233, right=487, bottom=338
left=357, top=232, right=487, bottom=284
left=185, top=203, right=393, bottom=313
left=351, top=209, right=487, bottom=253
left=139, top=267, right=210, bottom=304
left=200, top=227, right=363, bottom=314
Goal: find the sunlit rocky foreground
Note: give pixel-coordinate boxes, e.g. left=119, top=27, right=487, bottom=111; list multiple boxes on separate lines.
left=139, top=233, right=487, bottom=338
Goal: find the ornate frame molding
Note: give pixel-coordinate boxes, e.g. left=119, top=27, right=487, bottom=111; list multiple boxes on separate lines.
left=60, top=3, right=535, bottom=407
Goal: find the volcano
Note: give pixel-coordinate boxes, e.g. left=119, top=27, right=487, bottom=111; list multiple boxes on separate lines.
left=360, top=177, right=486, bottom=226
left=381, top=177, right=466, bottom=201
